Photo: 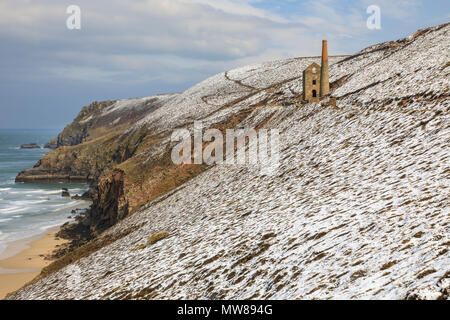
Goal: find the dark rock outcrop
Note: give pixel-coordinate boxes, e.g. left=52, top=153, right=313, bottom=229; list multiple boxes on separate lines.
left=56, top=100, right=116, bottom=147
left=44, top=138, right=57, bottom=149
left=61, top=188, right=70, bottom=197
left=87, top=169, right=128, bottom=234
left=20, top=143, right=40, bottom=149
left=71, top=190, right=94, bottom=201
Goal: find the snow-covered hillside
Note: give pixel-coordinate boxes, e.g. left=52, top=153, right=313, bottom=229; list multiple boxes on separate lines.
left=8, top=23, right=449, bottom=300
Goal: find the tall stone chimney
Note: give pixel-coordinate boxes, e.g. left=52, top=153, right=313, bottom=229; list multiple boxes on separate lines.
left=320, top=40, right=330, bottom=97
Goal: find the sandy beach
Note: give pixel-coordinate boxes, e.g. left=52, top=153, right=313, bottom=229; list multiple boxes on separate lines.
left=0, top=229, right=68, bottom=299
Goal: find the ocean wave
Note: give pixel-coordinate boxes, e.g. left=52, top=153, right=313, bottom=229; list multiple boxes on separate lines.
left=17, top=189, right=60, bottom=195
left=39, top=222, right=66, bottom=231
left=51, top=206, right=78, bottom=213
left=0, top=206, right=26, bottom=214
left=52, top=201, right=79, bottom=208
left=51, top=203, right=69, bottom=208
left=7, top=191, right=28, bottom=195
left=13, top=199, right=48, bottom=205
left=5, top=188, right=86, bottom=196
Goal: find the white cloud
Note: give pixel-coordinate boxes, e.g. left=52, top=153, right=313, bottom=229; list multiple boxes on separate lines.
left=180, top=0, right=286, bottom=21
left=292, top=0, right=368, bottom=39
left=0, top=0, right=314, bottom=84
left=0, top=0, right=423, bottom=90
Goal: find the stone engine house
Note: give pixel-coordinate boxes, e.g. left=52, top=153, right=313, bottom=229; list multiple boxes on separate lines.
left=303, top=62, right=321, bottom=102
left=302, top=40, right=330, bottom=103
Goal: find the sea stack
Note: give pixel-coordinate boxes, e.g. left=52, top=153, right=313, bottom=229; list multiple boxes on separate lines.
left=320, top=40, right=330, bottom=97
left=20, top=143, right=40, bottom=149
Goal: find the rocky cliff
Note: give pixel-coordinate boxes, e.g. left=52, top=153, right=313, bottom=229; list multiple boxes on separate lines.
left=9, top=23, right=450, bottom=299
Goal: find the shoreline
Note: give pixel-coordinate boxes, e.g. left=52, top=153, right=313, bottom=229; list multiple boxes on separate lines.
left=0, top=227, right=68, bottom=299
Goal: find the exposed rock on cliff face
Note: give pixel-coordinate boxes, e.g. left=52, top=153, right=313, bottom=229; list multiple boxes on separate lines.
left=15, top=95, right=175, bottom=184
left=88, top=169, right=128, bottom=232
left=44, top=138, right=57, bottom=149
left=10, top=23, right=449, bottom=300
left=56, top=100, right=116, bottom=147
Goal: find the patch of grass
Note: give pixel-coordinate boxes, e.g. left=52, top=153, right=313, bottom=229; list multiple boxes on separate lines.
left=442, top=61, right=450, bottom=70
left=352, top=260, right=364, bottom=267
left=131, top=243, right=147, bottom=252
left=373, top=288, right=384, bottom=295
left=307, top=284, right=327, bottom=295
left=341, top=139, right=351, bottom=149
left=307, top=252, right=327, bottom=264
left=400, top=243, right=414, bottom=251
left=148, top=232, right=170, bottom=246
left=350, top=270, right=367, bottom=282
left=307, top=231, right=327, bottom=241
left=230, top=243, right=270, bottom=269
left=413, top=231, right=425, bottom=238
left=261, top=232, right=277, bottom=241
left=417, top=269, right=436, bottom=279
left=380, top=260, right=398, bottom=271
left=130, top=232, right=170, bottom=252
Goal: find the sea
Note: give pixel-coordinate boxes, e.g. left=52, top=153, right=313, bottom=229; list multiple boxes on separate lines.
left=0, top=129, right=90, bottom=256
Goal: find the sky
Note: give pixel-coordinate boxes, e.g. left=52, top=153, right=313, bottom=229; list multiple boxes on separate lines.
left=0, top=0, right=448, bottom=129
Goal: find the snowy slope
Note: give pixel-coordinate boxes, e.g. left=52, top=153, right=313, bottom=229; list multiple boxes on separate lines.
left=128, top=56, right=347, bottom=135
left=8, top=23, right=449, bottom=300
